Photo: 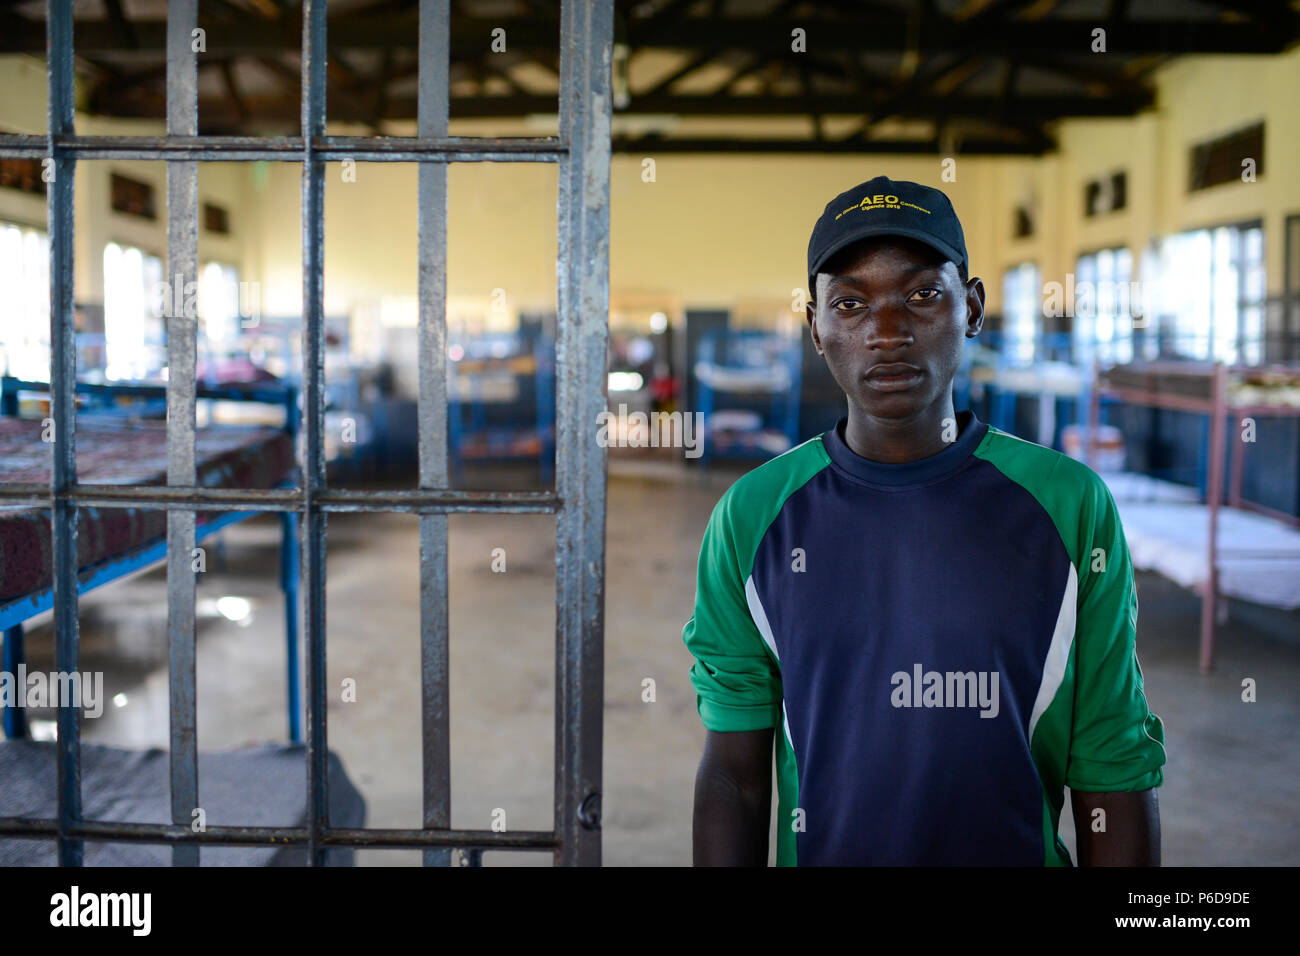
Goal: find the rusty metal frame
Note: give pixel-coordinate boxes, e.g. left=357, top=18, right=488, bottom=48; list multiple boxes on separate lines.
left=0, top=0, right=611, bottom=867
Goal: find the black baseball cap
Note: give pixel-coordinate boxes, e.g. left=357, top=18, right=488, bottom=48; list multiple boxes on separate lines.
left=807, top=176, right=968, bottom=293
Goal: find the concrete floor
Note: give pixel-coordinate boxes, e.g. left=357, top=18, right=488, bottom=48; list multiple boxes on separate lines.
left=15, top=458, right=1300, bottom=866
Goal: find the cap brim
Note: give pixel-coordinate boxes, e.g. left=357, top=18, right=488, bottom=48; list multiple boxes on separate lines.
left=809, top=226, right=965, bottom=289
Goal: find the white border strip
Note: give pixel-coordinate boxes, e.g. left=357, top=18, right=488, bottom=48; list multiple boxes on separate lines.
left=1029, top=562, right=1078, bottom=745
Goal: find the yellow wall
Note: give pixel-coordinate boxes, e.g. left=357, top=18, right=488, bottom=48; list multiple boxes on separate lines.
left=2, top=44, right=1297, bottom=330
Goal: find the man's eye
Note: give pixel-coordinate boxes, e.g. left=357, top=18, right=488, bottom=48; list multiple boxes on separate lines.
left=834, top=298, right=863, bottom=311
left=910, top=288, right=940, bottom=301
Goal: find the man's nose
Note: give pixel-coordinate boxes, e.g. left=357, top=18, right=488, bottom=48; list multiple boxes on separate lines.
left=862, top=300, right=913, bottom=349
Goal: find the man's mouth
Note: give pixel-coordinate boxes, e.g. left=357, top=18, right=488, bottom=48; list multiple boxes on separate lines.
left=864, top=363, right=923, bottom=392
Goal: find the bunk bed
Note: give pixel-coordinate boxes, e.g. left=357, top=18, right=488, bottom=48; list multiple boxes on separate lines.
left=447, top=331, right=555, bottom=484
left=693, top=329, right=802, bottom=467
left=0, top=377, right=304, bottom=742
left=967, top=331, right=1080, bottom=449
left=1084, top=361, right=1300, bottom=672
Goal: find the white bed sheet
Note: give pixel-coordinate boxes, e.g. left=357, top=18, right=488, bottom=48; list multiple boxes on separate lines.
left=1107, top=495, right=1300, bottom=610
left=1099, top=470, right=1201, bottom=504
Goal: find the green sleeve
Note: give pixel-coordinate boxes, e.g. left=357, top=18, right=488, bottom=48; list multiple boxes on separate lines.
left=1066, top=477, right=1167, bottom=791
left=681, top=486, right=782, bottom=733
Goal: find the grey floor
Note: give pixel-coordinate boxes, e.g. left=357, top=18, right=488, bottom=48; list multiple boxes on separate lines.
left=13, top=457, right=1300, bottom=866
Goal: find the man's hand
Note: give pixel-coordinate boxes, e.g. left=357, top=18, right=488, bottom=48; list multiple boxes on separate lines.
left=1071, top=788, right=1161, bottom=866
left=692, top=728, right=774, bottom=866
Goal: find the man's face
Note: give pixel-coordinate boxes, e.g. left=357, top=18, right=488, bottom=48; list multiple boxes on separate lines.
left=806, top=236, right=984, bottom=422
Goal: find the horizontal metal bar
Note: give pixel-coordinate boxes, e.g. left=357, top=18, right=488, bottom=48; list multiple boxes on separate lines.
left=0, top=486, right=302, bottom=508
left=1228, top=403, right=1300, bottom=417
left=0, top=818, right=557, bottom=850
left=0, top=134, right=565, bottom=163
left=327, top=828, right=556, bottom=849
left=0, top=131, right=1057, bottom=159
left=314, top=488, right=556, bottom=513
left=0, top=486, right=560, bottom=513
left=0, top=491, right=54, bottom=508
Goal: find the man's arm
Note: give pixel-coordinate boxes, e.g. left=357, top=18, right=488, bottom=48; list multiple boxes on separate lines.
left=1064, top=474, right=1167, bottom=866
left=693, top=728, right=773, bottom=866
left=1071, top=788, right=1161, bottom=866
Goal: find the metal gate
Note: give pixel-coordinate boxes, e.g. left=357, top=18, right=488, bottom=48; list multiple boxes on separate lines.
left=0, top=0, right=610, bottom=867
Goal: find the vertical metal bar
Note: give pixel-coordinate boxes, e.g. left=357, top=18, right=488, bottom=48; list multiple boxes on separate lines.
left=282, top=385, right=302, bottom=742
left=280, top=510, right=302, bottom=743
left=417, top=0, right=452, bottom=869
left=1227, top=412, right=1245, bottom=509
left=553, top=0, right=612, bottom=867
left=1200, top=361, right=1227, bottom=674
left=47, top=0, right=82, bottom=869
left=301, top=0, right=330, bottom=867
left=2, top=625, right=28, bottom=738
left=165, top=0, right=200, bottom=869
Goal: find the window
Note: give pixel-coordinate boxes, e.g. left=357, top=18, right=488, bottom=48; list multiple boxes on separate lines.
left=203, top=202, right=230, bottom=235
left=1238, top=227, right=1267, bottom=365
left=197, top=261, right=247, bottom=382
left=1013, top=203, right=1034, bottom=239
left=1074, top=247, right=1134, bottom=367
left=1190, top=123, right=1264, bottom=192
left=109, top=172, right=158, bottom=220
left=103, top=241, right=166, bottom=381
left=1001, top=262, right=1040, bottom=366
left=1084, top=171, right=1127, bottom=218
left=199, top=261, right=242, bottom=345
left=0, top=221, right=51, bottom=381
left=1150, top=223, right=1265, bottom=364
left=0, top=158, right=48, bottom=198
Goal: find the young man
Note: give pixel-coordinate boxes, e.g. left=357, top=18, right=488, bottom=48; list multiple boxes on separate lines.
left=682, top=176, right=1166, bottom=866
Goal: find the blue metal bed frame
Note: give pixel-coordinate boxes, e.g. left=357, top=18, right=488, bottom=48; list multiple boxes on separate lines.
left=695, top=329, right=803, bottom=468
left=0, top=377, right=302, bottom=743
left=970, top=330, right=1083, bottom=449
left=447, top=333, right=556, bottom=485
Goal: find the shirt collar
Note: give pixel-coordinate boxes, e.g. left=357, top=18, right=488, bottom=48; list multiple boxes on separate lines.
left=822, top=408, right=988, bottom=486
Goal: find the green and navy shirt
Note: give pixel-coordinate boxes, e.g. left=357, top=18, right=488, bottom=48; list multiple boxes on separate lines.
left=682, top=409, right=1166, bottom=866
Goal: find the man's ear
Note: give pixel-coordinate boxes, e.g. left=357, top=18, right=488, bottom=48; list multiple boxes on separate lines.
left=806, top=298, right=823, bottom=356
left=964, top=277, right=986, bottom=337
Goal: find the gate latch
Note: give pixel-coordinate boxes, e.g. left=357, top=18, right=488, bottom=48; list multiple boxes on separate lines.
left=578, top=791, right=602, bottom=830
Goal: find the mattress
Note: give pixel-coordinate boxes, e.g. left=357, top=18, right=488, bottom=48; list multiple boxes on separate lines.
left=0, top=419, right=295, bottom=603
left=0, top=739, right=365, bottom=865
left=694, top=361, right=792, bottom=392
left=1110, top=497, right=1300, bottom=611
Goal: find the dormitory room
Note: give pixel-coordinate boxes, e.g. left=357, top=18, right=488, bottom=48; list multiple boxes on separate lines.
left=0, top=0, right=1297, bottom=886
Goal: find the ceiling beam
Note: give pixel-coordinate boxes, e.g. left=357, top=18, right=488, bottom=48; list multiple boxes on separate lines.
left=220, top=59, right=249, bottom=125
left=90, top=91, right=1154, bottom=124
left=641, top=51, right=718, bottom=97
left=14, top=4, right=1294, bottom=152
left=102, top=0, right=137, bottom=50
left=607, top=136, right=1051, bottom=155
left=84, top=62, right=167, bottom=113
